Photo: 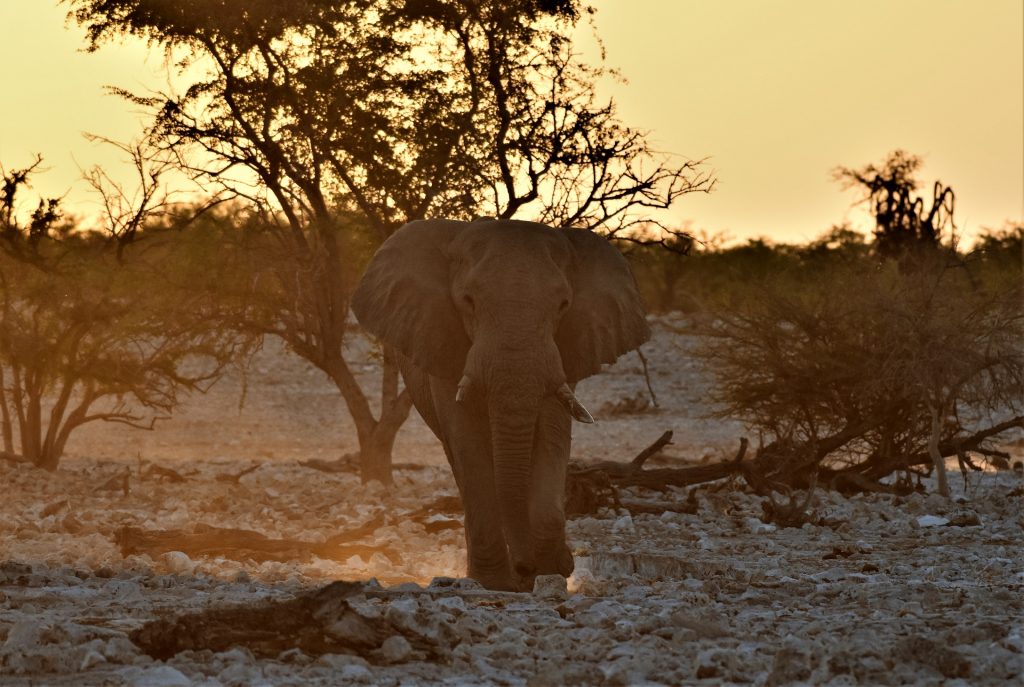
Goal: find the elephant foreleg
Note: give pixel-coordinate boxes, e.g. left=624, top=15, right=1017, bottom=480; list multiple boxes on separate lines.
left=529, top=397, right=574, bottom=577
left=427, top=378, right=515, bottom=590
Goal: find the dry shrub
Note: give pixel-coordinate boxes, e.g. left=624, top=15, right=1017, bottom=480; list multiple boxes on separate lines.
left=694, top=250, right=1023, bottom=492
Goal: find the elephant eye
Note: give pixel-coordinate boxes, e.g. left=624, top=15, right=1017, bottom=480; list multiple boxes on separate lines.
left=462, top=294, right=475, bottom=312
left=559, top=298, right=570, bottom=313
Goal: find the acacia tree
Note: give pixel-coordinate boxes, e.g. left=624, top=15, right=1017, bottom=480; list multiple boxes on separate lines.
left=0, top=161, right=252, bottom=470
left=67, top=0, right=712, bottom=483
left=833, top=150, right=956, bottom=260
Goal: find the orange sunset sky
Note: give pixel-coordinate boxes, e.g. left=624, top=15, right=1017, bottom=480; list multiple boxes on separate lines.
left=1, top=0, right=1021, bottom=244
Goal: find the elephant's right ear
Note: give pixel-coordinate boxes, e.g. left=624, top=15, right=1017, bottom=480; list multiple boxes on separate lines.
left=352, top=220, right=470, bottom=380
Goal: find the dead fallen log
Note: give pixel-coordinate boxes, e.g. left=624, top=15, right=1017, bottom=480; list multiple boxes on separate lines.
left=572, top=430, right=675, bottom=480
left=570, top=415, right=1024, bottom=511
left=566, top=433, right=750, bottom=515
left=116, top=522, right=403, bottom=565
left=852, top=415, right=1024, bottom=483
left=131, top=581, right=457, bottom=662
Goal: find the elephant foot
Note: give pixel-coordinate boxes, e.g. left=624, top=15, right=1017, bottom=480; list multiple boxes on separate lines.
left=473, top=559, right=537, bottom=593
left=467, top=564, right=516, bottom=592
left=511, top=560, right=539, bottom=593
left=534, top=541, right=574, bottom=578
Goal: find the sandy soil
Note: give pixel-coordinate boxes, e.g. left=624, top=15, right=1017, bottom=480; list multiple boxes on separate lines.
left=2, top=318, right=1022, bottom=686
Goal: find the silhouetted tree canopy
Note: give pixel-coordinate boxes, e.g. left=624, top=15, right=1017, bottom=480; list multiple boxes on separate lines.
left=65, top=0, right=711, bottom=482
left=834, top=150, right=955, bottom=259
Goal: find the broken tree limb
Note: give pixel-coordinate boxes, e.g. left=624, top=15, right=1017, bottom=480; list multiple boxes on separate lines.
left=631, top=430, right=673, bottom=468
left=400, top=495, right=464, bottom=533
left=825, top=414, right=1024, bottom=488
left=571, top=431, right=677, bottom=481
left=965, top=447, right=1010, bottom=470
left=566, top=434, right=751, bottom=515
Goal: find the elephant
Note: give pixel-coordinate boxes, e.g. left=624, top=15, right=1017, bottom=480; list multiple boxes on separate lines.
left=352, top=217, right=649, bottom=591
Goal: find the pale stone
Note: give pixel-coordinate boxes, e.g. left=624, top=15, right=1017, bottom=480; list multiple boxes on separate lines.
left=161, top=551, right=194, bottom=575
left=130, top=666, right=192, bottom=687
left=379, top=635, right=413, bottom=663
left=917, top=515, right=950, bottom=528
left=533, top=574, right=568, bottom=599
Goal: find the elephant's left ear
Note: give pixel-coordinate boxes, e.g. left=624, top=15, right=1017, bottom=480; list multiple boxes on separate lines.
left=556, top=229, right=651, bottom=383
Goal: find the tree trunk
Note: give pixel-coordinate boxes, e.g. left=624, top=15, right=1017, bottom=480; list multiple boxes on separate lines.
left=358, top=430, right=397, bottom=485
left=23, top=399, right=42, bottom=468
left=0, top=366, right=13, bottom=453
left=356, top=354, right=414, bottom=485
left=323, top=346, right=413, bottom=485
left=25, top=386, right=62, bottom=471
left=928, top=402, right=950, bottom=497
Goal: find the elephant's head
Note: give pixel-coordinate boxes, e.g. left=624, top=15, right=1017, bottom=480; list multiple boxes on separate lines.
left=352, top=218, right=649, bottom=579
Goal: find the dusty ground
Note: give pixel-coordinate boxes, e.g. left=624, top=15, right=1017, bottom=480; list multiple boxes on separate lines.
left=2, top=318, right=1022, bottom=686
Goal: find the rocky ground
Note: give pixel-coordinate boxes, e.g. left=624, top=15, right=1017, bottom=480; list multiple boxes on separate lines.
left=2, top=318, right=1022, bottom=686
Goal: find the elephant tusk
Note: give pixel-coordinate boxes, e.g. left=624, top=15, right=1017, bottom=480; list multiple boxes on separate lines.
left=556, top=383, right=595, bottom=424
left=456, top=375, right=472, bottom=403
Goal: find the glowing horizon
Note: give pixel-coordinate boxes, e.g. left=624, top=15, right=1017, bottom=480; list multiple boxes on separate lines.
left=0, top=0, right=1020, bottom=244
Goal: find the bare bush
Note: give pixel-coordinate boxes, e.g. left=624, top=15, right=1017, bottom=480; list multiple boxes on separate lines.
left=695, top=254, right=1023, bottom=494
left=0, top=163, right=253, bottom=470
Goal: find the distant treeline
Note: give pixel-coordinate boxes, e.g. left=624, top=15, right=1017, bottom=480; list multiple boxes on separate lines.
left=624, top=223, right=1023, bottom=315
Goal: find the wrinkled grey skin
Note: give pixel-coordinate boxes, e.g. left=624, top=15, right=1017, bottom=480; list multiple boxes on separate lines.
left=352, top=218, right=649, bottom=591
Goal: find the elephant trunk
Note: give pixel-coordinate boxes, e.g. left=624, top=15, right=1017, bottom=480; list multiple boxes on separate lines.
left=486, top=373, right=542, bottom=585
